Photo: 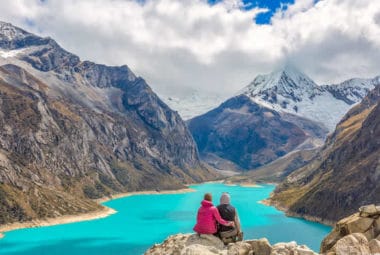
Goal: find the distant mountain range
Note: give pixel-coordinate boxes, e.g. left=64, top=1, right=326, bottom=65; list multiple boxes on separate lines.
left=242, top=65, right=379, bottom=131
left=188, top=65, right=379, bottom=170
left=0, top=21, right=216, bottom=224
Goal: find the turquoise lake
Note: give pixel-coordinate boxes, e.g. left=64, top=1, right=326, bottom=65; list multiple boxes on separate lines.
left=0, top=183, right=331, bottom=254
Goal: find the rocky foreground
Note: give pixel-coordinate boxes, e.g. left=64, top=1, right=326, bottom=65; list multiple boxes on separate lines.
left=145, top=205, right=380, bottom=255
left=145, top=234, right=318, bottom=255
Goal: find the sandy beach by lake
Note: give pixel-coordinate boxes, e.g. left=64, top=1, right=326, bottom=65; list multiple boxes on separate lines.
left=0, top=206, right=116, bottom=239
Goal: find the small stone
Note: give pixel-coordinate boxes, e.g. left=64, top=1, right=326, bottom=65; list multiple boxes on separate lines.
left=369, top=239, right=380, bottom=254
left=359, top=204, right=379, bottom=217
left=227, top=242, right=251, bottom=255
left=375, top=217, right=380, bottom=234
left=246, top=238, right=272, bottom=255
left=294, top=246, right=316, bottom=255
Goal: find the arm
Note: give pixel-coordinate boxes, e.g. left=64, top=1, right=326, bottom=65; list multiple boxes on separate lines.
left=212, top=207, right=232, bottom=226
left=234, top=209, right=241, bottom=233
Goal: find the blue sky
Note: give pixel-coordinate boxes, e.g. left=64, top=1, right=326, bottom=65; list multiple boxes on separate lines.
left=208, top=0, right=295, bottom=24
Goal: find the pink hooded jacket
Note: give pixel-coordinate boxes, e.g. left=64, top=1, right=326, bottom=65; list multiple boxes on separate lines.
left=193, top=200, right=230, bottom=234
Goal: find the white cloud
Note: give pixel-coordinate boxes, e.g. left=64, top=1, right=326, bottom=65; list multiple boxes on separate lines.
left=0, top=0, right=379, bottom=96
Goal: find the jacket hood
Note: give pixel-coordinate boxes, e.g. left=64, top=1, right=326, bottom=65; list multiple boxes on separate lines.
left=201, top=200, right=213, bottom=207
left=220, top=192, right=230, bottom=205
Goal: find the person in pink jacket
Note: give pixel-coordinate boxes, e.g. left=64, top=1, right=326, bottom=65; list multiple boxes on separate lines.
left=193, top=193, right=234, bottom=234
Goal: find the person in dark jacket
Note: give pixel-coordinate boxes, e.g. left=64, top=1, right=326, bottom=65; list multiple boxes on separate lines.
left=217, top=192, right=242, bottom=243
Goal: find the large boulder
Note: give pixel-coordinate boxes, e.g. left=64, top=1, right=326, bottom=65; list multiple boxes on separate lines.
left=331, top=233, right=371, bottom=255
left=246, top=238, right=272, bottom=255
left=271, top=241, right=317, bottom=255
left=227, top=242, right=252, bottom=255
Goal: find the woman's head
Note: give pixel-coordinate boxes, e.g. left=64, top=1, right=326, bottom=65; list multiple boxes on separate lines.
left=204, top=193, right=212, bottom=201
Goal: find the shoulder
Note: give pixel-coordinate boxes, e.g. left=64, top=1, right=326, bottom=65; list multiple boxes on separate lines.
left=210, top=206, right=218, bottom=212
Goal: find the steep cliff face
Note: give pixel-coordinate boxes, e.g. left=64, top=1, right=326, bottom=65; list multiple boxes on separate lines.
left=0, top=22, right=216, bottom=224
left=188, top=95, right=319, bottom=170
left=270, top=85, right=380, bottom=223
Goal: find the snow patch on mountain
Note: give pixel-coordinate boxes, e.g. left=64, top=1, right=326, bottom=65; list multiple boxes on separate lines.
left=242, top=65, right=378, bottom=131
left=0, top=49, right=24, bottom=58
left=0, top=21, right=28, bottom=41
left=160, top=91, right=227, bottom=120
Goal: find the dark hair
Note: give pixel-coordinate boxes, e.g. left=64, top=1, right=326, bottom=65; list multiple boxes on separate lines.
left=204, top=193, right=212, bottom=201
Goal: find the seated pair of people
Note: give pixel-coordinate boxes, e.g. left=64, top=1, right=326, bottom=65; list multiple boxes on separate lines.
left=193, top=192, right=242, bottom=244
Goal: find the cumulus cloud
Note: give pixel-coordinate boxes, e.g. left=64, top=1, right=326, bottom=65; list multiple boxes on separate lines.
left=0, top=0, right=379, bottom=96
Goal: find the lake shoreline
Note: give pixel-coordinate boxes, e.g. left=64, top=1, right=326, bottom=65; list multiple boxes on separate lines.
left=0, top=206, right=116, bottom=239
left=95, top=188, right=196, bottom=203
left=0, top=187, right=196, bottom=239
left=261, top=197, right=335, bottom=227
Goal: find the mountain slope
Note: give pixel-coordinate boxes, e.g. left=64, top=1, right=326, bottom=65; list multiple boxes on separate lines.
left=269, top=85, right=380, bottom=223
left=188, top=95, right=322, bottom=170
left=0, top=22, right=217, bottom=224
left=226, top=148, right=318, bottom=183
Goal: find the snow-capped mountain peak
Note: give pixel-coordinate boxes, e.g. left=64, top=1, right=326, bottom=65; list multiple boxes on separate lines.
left=0, top=21, right=29, bottom=41
left=240, top=65, right=378, bottom=131
left=243, top=65, right=318, bottom=101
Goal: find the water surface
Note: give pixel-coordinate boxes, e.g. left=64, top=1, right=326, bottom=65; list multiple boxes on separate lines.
left=0, top=183, right=331, bottom=254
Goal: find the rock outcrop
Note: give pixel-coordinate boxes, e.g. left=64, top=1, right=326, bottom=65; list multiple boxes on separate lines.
left=321, top=204, right=380, bottom=254
left=145, top=233, right=317, bottom=255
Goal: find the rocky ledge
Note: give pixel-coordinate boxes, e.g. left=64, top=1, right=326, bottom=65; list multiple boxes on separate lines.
left=321, top=204, right=380, bottom=254
left=145, top=205, right=380, bottom=255
left=145, top=234, right=317, bottom=255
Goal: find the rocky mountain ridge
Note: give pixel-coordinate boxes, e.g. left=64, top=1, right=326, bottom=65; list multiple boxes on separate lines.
left=0, top=21, right=217, bottom=225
